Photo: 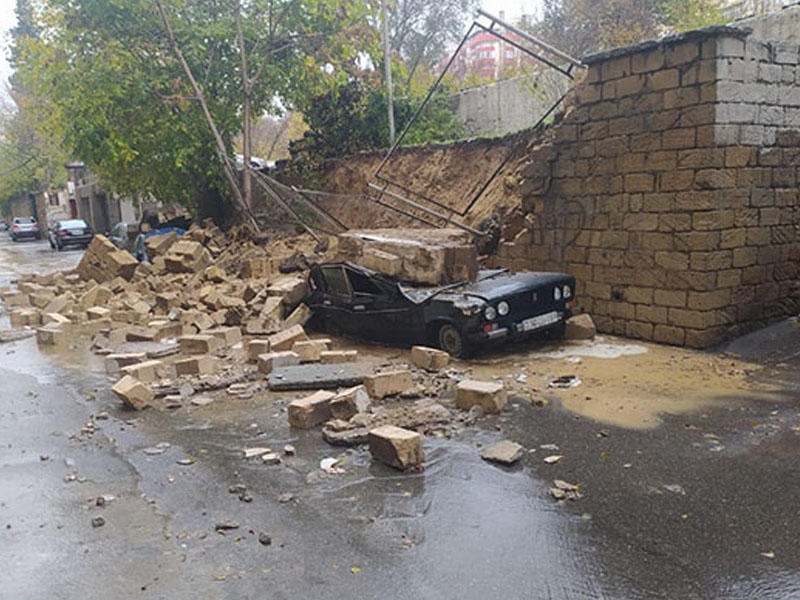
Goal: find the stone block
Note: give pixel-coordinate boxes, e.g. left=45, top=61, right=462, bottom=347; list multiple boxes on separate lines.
left=329, top=385, right=370, bottom=420
left=77, top=235, right=139, bottom=283
left=120, top=359, right=163, bottom=383
left=266, top=275, right=309, bottom=306
left=320, top=350, right=359, bottom=364
left=257, top=351, right=300, bottom=374
left=144, top=231, right=177, bottom=258
left=104, top=352, right=148, bottom=375
left=410, top=346, right=450, bottom=372
left=364, top=370, right=413, bottom=399
left=36, top=324, right=67, bottom=346
left=179, top=334, right=223, bottom=354
left=174, top=355, right=219, bottom=375
left=164, top=240, right=212, bottom=274
left=564, top=314, right=597, bottom=340
left=2, top=291, right=29, bottom=307
left=86, top=306, right=112, bottom=320
left=10, top=308, right=40, bottom=327
left=337, top=228, right=477, bottom=285
left=42, top=312, right=70, bottom=326
left=283, top=303, right=312, bottom=329
left=239, top=257, right=271, bottom=279
left=28, top=292, right=55, bottom=309
left=287, top=390, right=336, bottom=429
left=291, top=338, right=332, bottom=362
left=207, top=326, right=242, bottom=346
left=150, top=320, right=183, bottom=340
left=368, top=425, right=424, bottom=470
left=112, top=375, right=152, bottom=410
left=79, top=285, right=112, bottom=308
left=455, top=380, right=507, bottom=414
left=246, top=339, right=271, bottom=362
left=244, top=296, right=284, bottom=335
left=125, top=326, right=158, bottom=342
left=360, top=248, right=402, bottom=276
left=43, top=296, right=71, bottom=315
left=268, top=324, right=308, bottom=352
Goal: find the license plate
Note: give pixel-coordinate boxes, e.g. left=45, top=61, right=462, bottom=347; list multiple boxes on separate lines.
left=520, top=311, right=560, bottom=332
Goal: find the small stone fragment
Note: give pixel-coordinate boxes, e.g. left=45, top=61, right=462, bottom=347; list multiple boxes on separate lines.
left=480, top=440, right=524, bottom=465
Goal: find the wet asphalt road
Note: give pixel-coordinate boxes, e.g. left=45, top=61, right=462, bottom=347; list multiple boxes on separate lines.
left=1, top=236, right=800, bottom=599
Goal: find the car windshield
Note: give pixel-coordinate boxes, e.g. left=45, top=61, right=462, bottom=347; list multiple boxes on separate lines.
left=15, top=218, right=35, bottom=224
left=59, top=219, right=88, bottom=228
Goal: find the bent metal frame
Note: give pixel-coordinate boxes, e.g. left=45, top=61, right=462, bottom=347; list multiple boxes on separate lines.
left=368, top=9, right=584, bottom=237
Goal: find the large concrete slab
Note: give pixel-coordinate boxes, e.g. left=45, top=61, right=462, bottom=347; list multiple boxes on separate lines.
left=268, top=363, right=374, bottom=391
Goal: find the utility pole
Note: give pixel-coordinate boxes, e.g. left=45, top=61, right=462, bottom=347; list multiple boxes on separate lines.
left=381, top=0, right=395, bottom=146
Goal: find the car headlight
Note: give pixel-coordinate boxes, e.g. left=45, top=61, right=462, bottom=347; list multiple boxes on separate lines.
left=563, top=285, right=572, bottom=299
left=553, top=287, right=562, bottom=301
left=497, top=301, right=509, bottom=316
left=484, top=305, right=497, bottom=321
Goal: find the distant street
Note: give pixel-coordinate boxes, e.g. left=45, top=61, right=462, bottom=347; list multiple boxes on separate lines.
left=1, top=234, right=800, bottom=599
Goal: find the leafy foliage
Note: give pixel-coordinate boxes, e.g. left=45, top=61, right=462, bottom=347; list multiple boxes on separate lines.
left=388, top=0, right=478, bottom=88
left=291, top=79, right=464, bottom=162
left=10, top=0, right=378, bottom=211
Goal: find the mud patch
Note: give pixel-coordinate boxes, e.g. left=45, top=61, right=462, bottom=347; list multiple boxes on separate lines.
left=463, top=336, right=778, bottom=429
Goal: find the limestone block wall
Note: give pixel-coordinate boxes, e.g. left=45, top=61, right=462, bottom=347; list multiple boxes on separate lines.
left=497, top=27, right=800, bottom=347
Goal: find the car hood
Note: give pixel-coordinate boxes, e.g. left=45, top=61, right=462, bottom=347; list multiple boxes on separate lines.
left=446, top=271, right=573, bottom=303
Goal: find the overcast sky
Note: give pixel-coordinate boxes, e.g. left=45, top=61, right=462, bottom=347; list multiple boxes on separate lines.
left=0, top=0, right=542, bottom=98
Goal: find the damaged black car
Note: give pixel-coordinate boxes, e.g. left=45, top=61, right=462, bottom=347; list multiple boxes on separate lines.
left=304, top=262, right=575, bottom=357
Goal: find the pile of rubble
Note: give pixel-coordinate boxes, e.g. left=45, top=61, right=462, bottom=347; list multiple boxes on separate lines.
left=0, top=222, right=520, bottom=471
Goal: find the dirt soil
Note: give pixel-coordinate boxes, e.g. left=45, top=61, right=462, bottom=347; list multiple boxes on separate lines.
left=293, top=133, right=538, bottom=232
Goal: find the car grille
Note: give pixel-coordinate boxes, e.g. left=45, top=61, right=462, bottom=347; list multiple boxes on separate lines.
left=505, top=287, right=556, bottom=316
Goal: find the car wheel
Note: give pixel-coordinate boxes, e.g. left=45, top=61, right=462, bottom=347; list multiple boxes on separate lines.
left=438, top=323, right=468, bottom=358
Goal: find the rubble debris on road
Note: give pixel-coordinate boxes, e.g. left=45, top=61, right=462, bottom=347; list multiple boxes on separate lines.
left=455, top=380, right=507, bottom=414
left=410, top=345, right=450, bottom=372
left=268, top=363, right=373, bottom=391
left=548, top=375, right=581, bottom=389
left=564, top=314, right=596, bottom=340
left=550, top=480, right=582, bottom=501
left=0, top=328, right=36, bottom=343
left=480, top=440, right=525, bottom=465
left=368, top=425, right=424, bottom=471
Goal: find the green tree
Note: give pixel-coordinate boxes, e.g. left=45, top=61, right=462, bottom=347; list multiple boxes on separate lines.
left=12, top=0, right=377, bottom=220
left=389, top=0, right=479, bottom=88
left=291, top=79, right=464, bottom=162
left=0, top=0, right=67, bottom=212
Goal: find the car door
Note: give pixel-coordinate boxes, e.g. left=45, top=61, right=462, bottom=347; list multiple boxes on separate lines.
left=343, top=267, right=426, bottom=344
left=311, top=265, right=357, bottom=335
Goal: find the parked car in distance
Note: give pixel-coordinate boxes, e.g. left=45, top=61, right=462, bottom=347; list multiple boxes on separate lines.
left=9, top=217, right=41, bottom=241
left=0, top=218, right=8, bottom=231
left=48, top=218, right=94, bottom=251
left=305, top=261, right=576, bottom=357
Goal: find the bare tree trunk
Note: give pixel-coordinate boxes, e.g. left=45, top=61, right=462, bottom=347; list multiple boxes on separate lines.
left=154, top=0, right=256, bottom=228
left=235, top=0, right=253, bottom=210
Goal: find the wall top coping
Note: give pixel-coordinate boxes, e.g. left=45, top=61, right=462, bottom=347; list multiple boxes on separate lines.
left=583, top=25, right=751, bottom=65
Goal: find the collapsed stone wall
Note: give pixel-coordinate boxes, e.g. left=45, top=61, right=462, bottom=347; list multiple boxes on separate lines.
left=498, top=26, right=800, bottom=347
